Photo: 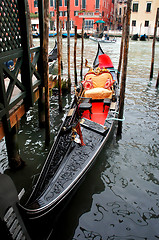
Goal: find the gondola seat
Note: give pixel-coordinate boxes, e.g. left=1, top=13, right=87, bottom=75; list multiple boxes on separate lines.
left=84, top=87, right=112, bottom=100
left=82, top=70, right=114, bottom=100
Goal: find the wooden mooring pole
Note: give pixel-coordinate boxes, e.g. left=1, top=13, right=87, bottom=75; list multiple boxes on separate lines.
left=60, top=21, right=63, bottom=71
left=37, top=0, right=45, bottom=128
left=117, top=0, right=132, bottom=135
left=67, top=0, right=71, bottom=91
left=80, top=19, right=84, bottom=80
left=5, top=124, right=24, bottom=170
left=117, top=8, right=126, bottom=84
left=150, top=8, right=159, bottom=79
left=56, top=1, right=62, bottom=111
left=156, top=71, right=159, bottom=88
left=43, top=0, right=50, bottom=146
left=74, top=26, right=77, bottom=86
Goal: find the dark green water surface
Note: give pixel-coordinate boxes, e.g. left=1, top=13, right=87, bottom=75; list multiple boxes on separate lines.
left=0, top=38, right=159, bottom=239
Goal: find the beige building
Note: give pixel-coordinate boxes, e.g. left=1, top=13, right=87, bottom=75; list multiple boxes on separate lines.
left=130, top=0, right=159, bottom=36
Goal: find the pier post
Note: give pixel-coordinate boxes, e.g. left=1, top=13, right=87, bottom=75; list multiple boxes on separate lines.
left=117, top=0, right=132, bottom=135
left=80, top=19, right=84, bottom=80
left=60, top=20, right=63, bottom=71
left=150, top=8, right=159, bottom=79
left=74, top=26, right=77, bottom=85
left=38, top=87, right=45, bottom=128
left=5, top=124, right=24, bottom=170
left=56, top=11, right=62, bottom=111
left=117, top=8, right=126, bottom=83
left=43, top=0, right=50, bottom=146
left=156, top=71, right=159, bottom=88
left=37, top=0, right=46, bottom=129
left=67, top=0, right=71, bottom=92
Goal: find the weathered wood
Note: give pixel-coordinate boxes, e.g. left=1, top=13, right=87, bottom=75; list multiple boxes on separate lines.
left=117, top=8, right=126, bottom=83
left=0, top=82, right=54, bottom=141
left=38, top=87, right=45, bottom=128
left=5, top=124, right=25, bottom=170
left=43, top=0, right=50, bottom=146
left=117, top=0, right=132, bottom=135
left=150, top=8, right=159, bottom=79
left=56, top=12, right=62, bottom=111
left=1, top=0, right=33, bottom=169
left=60, top=21, right=63, bottom=71
left=37, top=0, right=45, bottom=129
left=74, top=26, right=77, bottom=85
left=67, top=0, right=71, bottom=91
left=17, top=0, right=34, bottom=110
left=27, top=1, right=34, bottom=54
left=156, top=71, right=159, bottom=88
left=80, top=19, right=84, bottom=80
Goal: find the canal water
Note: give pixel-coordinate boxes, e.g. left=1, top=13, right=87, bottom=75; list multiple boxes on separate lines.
left=0, top=37, right=159, bottom=239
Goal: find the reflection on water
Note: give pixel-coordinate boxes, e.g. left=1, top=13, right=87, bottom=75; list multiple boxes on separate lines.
left=0, top=38, right=159, bottom=239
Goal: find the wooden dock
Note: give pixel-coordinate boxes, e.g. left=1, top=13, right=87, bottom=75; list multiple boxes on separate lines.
left=0, top=74, right=56, bottom=141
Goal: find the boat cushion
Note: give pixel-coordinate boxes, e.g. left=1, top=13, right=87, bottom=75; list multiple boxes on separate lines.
left=84, top=72, right=113, bottom=88
left=82, top=78, right=94, bottom=90
left=104, top=79, right=115, bottom=90
left=84, top=87, right=112, bottom=99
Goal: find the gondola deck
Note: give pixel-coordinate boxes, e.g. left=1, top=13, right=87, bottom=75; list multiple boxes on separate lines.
left=81, top=102, right=109, bottom=125
left=27, top=125, right=105, bottom=210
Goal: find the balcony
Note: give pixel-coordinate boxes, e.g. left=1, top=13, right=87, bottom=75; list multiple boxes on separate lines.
left=78, top=11, right=101, bottom=18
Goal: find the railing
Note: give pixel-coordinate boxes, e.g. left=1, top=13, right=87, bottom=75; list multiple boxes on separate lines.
left=0, top=46, right=42, bottom=132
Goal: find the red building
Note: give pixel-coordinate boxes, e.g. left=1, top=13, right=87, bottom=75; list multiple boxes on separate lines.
left=28, top=0, right=114, bottom=31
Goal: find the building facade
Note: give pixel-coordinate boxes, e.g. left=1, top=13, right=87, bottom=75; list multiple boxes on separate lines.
left=28, top=0, right=114, bottom=31
left=130, top=0, right=159, bottom=36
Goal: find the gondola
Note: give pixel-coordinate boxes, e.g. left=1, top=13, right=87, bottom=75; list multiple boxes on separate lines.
left=131, top=33, right=139, bottom=41
left=49, top=33, right=57, bottom=37
left=32, top=32, right=39, bottom=38
left=19, top=43, right=119, bottom=223
left=62, top=33, right=75, bottom=38
left=89, top=35, right=116, bottom=43
left=84, top=32, right=90, bottom=38
left=48, top=41, right=57, bottom=73
left=77, top=33, right=82, bottom=38
left=77, top=33, right=91, bottom=39
left=139, top=34, right=148, bottom=41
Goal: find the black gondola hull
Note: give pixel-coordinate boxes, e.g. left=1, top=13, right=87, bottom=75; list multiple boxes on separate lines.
left=19, top=44, right=119, bottom=233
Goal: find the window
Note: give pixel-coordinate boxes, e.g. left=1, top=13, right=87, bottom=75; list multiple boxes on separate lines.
left=146, top=2, right=151, bottom=12
left=64, top=0, right=67, bottom=6
left=145, top=20, right=149, bottom=27
left=50, top=0, right=53, bottom=7
left=132, top=3, right=138, bottom=12
left=132, top=20, right=136, bottom=26
left=54, top=0, right=56, bottom=9
left=82, top=0, right=86, bottom=9
left=50, top=11, right=54, bottom=17
left=59, top=0, right=62, bottom=6
left=59, top=11, right=63, bottom=16
left=64, top=11, right=67, bottom=16
left=75, top=0, right=78, bottom=6
left=95, top=0, right=100, bottom=9
left=74, top=11, right=78, bottom=16
left=84, top=20, right=94, bottom=29
left=34, top=0, right=38, bottom=7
